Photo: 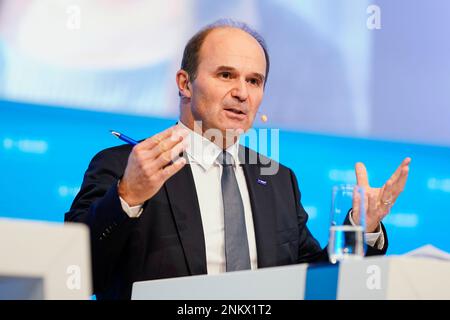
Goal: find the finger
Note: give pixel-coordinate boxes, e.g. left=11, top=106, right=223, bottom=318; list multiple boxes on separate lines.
left=363, top=188, right=369, bottom=219
left=135, top=127, right=173, bottom=151
left=138, top=126, right=179, bottom=150
left=370, top=192, right=378, bottom=213
left=158, top=126, right=189, bottom=151
left=355, top=162, right=370, bottom=187
left=389, top=157, right=412, bottom=183
left=158, top=156, right=187, bottom=182
left=366, top=192, right=380, bottom=231
left=154, top=139, right=189, bottom=168
left=153, top=135, right=181, bottom=158
left=380, top=179, right=394, bottom=203
left=383, top=161, right=410, bottom=199
left=130, top=148, right=158, bottom=163
left=391, top=165, right=410, bottom=196
left=148, top=128, right=190, bottom=159
left=131, top=134, right=183, bottom=163
left=352, top=188, right=361, bottom=225
left=378, top=181, right=395, bottom=213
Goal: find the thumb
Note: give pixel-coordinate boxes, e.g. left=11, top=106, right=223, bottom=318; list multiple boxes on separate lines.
left=355, top=162, right=370, bottom=187
left=352, top=190, right=361, bottom=225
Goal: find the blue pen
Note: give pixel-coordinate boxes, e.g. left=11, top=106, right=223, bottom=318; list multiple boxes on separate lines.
left=110, top=130, right=139, bottom=146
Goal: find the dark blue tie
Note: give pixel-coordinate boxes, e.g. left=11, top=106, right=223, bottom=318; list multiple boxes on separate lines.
left=217, top=151, right=251, bottom=271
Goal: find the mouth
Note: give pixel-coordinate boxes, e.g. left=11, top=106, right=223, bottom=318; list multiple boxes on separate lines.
left=225, top=107, right=246, bottom=114
left=223, top=107, right=247, bottom=121
left=223, top=107, right=247, bottom=116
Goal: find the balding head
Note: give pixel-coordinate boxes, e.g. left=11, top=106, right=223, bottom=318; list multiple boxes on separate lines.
left=180, top=19, right=270, bottom=86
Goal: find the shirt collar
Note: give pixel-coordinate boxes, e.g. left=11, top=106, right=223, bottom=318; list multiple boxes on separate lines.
left=178, top=121, right=240, bottom=171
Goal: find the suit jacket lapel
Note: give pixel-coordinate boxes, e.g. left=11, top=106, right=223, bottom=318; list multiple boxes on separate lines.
left=239, top=146, right=278, bottom=268
left=164, top=164, right=207, bottom=275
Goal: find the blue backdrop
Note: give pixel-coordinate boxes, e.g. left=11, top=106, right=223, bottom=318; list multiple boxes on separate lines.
left=1, top=99, right=449, bottom=254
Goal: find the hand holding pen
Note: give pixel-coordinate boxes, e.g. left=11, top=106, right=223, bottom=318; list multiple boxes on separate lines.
left=111, top=125, right=190, bottom=206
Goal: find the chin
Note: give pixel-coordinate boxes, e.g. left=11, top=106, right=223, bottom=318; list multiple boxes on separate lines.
left=222, top=122, right=248, bottom=132
left=222, top=116, right=248, bottom=128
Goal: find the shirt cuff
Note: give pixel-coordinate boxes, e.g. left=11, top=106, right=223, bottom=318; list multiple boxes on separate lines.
left=349, top=211, right=385, bottom=250
left=117, top=180, right=143, bottom=218
left=119, top=196, right=144, bottom=218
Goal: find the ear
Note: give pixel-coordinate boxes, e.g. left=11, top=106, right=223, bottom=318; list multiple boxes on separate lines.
left=176, top=69, right=192, bottom=98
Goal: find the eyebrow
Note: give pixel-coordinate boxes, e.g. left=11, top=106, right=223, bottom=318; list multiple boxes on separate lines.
left=215, top=65, right=265, bottom=83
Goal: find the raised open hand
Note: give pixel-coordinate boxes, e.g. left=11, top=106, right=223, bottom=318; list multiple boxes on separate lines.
left=352, top=158, right=411, bottom=232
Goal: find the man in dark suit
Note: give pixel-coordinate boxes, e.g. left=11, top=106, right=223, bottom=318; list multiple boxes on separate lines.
left=65, top=20, right=410, bottom=300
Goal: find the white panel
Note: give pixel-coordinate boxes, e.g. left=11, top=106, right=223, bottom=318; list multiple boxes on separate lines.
left=132, top=264, right=308, bottom=300
left=0, top=218, right=92, bottom=299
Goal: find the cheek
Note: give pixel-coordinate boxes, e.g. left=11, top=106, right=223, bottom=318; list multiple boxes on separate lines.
left=193, top=81, right=224, bottom=109
left=191, top=87, right=211, bottom=115
left=191, top=91, right=225, bottom=123
left=249, top=91, right=264, bottom=113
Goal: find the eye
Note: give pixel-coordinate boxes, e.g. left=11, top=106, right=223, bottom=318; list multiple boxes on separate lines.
left=248, top=78, right=261, bottom=86
left=219, top=72, right=232, bottom=79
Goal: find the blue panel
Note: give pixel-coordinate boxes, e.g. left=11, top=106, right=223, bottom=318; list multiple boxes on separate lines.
left=305, top=263, right=339, bottom=300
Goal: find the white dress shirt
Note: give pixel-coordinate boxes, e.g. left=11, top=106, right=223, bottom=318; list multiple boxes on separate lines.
left=119, top=123, right=384, bottom=273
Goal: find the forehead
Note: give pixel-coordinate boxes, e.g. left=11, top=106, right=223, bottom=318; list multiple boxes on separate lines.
left=198, top=27, right=266, bottom=75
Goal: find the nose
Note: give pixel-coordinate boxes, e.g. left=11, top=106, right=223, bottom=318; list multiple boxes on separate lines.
left=231, top=79, right=249, bottom=102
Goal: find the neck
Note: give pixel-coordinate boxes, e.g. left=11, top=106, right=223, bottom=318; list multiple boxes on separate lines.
left=179, top=119, right=240, bottom=150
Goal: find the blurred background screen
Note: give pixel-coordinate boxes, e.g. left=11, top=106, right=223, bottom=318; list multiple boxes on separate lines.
left=1, top=0, right=449, bottom=254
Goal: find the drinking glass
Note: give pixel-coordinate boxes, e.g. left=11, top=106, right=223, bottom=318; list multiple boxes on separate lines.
left=328, top=184, right=366, bottom=264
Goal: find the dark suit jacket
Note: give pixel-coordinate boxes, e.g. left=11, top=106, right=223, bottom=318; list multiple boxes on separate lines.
left=65, top=144, right=388, bottom=300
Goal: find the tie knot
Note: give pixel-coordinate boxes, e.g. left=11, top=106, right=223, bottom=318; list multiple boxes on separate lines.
left=217, top=151, right=234, bottom=166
